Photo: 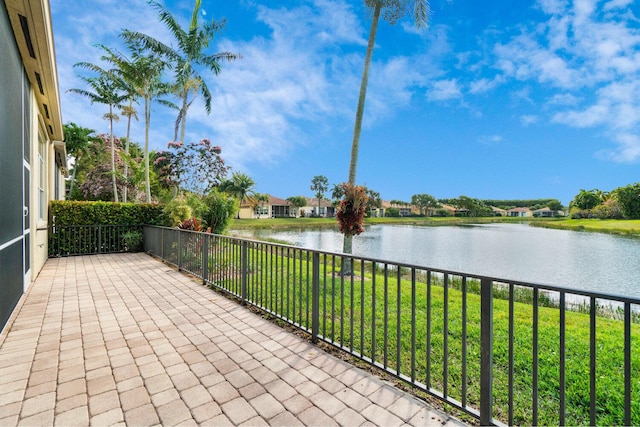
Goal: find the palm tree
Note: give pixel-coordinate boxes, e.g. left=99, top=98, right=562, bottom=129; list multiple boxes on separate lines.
left=310, top=175, right=329, bottom=217
left=287, top=196, right=307, bottom=218
left=119, top=106, right=138, bottom=202
left=341, top=0, right=429, bottom=271
left=93, top=43, right=140, bottom=203
left=63, top=122, right=99, bottom=199
left=254, top=193, right=270, bottom=218
left=219, top=172, right=256, bottom=218
left=68, top=68, right=127, bottom=202
left=347, top=0, right=429, bottom=185
left=122, top=0, right=240, bottom=144
left=98, top=40, right=175, bottom=202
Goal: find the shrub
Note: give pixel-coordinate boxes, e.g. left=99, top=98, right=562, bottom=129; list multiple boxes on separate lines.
left=50, top=200, right=167, bottom=226
left=593, top=199, right=624, bottom=219
left=386, top=207, right=400, bottom=217
left=613, top=183, right=640, bottom=219
left=201, top=189, right=238, bottom=234
left=164, top=196, right=193, bottom=226
left=122, top=230, right=143, bottom=251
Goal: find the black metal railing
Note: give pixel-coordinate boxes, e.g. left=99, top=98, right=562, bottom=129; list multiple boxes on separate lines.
left=144, top=225, right=640, bottom=426
left=49, top=224, right=144, bottom=257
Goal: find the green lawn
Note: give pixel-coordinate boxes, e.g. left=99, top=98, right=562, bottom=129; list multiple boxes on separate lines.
left=534, top=219, right=640, bottom=235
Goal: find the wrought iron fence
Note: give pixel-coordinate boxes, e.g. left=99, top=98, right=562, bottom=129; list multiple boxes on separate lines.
left=144, top=225, right=640, bottom=426
left=49, top=224, right=144, bottom=257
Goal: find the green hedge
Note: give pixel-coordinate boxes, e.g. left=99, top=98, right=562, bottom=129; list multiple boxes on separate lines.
left=50, top=200, right=168, bottom=226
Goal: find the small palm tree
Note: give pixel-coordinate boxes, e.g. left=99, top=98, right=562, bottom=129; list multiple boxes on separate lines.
left=63, top=122, right=99, bottom=198
left=310, top=175, right=329, bottom=217
left=123, top=0, right=240, bottom=144
left=219, top=172, right=256, bottom=218
left=68, top=68, right=127, bottom=202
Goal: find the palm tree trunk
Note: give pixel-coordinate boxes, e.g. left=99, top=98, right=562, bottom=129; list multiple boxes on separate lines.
left=179, top=95, right=188, bottom=145
left=174, top=93, right=189, bottom=143
left=144, top=97, right=152, bottom=202
left=123, top=99, right=133, bottom=202
left=68, top=157, right=78, bottom=198
left=109, top=105, right=119, bottom=202
left=347, top=1, right=380, bottom=185
left=342, top=1, right=381, bottom=272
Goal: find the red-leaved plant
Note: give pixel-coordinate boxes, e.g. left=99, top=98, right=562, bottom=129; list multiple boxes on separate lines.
left=336, top=183, right=368, bottom=236
left=177, top=217, right=204, bottom=232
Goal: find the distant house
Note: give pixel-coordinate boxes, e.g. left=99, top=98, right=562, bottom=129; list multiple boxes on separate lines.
left=301, top=197, right=335, bottom=218
left=533, top=207, right=554, bottom=217
left=432, top=204, right=456, bottom=216
left=368, top=206, right=384, bottom=218
left=1, top=0, right=67, bottom=331
left=491, top=206, right=508, bottom=216
left=236, top=194, right=293, bottom=219
left=382, top=201, right=418, bottom=217
left=237, top=200, right=259, bottom=219
left=269, top=195, right=293, bottom=218
left=507, top=207, right=532, bottom=217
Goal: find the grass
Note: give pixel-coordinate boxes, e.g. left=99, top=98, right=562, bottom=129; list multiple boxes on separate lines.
left=229, top=215, right=563, bottom=230
left=534, top=218, right=640, bottom=236
left=193, top=240, right=640, bottom=426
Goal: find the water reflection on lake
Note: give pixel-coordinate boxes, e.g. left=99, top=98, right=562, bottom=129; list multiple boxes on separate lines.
left=232, top=223, right=640, bottom=298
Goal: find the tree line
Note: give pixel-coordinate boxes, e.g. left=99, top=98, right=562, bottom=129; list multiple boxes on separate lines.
left=569, top=185, right=640, bottom=219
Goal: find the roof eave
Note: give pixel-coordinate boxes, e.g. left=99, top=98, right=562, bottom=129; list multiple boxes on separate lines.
left=6, top=0, right=64, bottom=141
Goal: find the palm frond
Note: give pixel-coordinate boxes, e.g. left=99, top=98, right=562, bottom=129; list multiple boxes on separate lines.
left=157, top=98, right=179, bottom=111
left=148, top=0, right=188, bottom=51
left=413, top=0, right=430, bottom=28
left=196, top=77, right=212, bottom=113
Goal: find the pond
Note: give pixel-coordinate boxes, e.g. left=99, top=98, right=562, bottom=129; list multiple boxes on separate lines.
left=231, top=223, right=640, bottom=299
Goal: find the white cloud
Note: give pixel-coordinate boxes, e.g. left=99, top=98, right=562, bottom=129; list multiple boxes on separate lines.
left=521, top=115, right=538, bottom=126
left=553, top=104, right=610, bottom=128
left=469, top=76, right=504, bottom=94
left=547, top=93, right=581, bottom=106
left=427, top=79, right=462, bottom=101
left=598, top=133, right=640, bottom=162
left=603, top=0, right=635, bottom=10
left=485, top=0, right=640, bottom=162
left=494, top=35, right=580, bottom=89
left=189, top=1, right=441, bottom=170
left=478, top=135, right=504, bottom=146
left=535, top=0, right=568, bottom=15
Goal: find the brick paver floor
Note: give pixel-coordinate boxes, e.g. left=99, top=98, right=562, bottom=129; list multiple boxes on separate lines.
left=0, top=253, right=465, bottom=426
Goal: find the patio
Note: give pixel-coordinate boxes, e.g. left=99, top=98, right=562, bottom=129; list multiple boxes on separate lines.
left=0, top=253, right=464, bottom=426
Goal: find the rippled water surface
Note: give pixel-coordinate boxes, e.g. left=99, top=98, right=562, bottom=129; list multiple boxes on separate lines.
left=234, top=223, right=640, bottom=298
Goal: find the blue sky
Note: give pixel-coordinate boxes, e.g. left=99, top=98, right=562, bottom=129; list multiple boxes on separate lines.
left=51, top=0, right=640, bottom=205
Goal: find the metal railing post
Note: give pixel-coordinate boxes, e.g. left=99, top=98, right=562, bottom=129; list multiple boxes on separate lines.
left=97, top=225, right=102, bottom=254
left=311, top=252, right=320, bottom=344
left=202, top=233, right=209, bottom=286
left=241, top=241, right=248, bottom=305
left=177, top=230, right=182, bottom=271
left=161, top=227, right=165, bottom=260
left=480, top=278, right=494, bottom=426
